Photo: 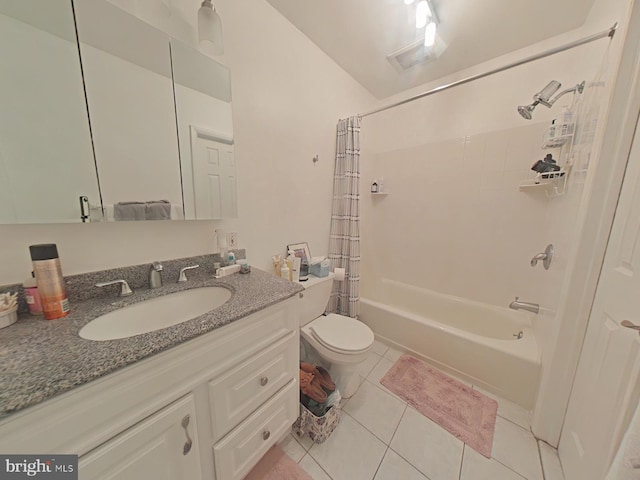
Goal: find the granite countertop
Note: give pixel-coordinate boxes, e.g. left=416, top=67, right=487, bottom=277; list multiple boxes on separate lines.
left=0, top=267, right=303, bottom=420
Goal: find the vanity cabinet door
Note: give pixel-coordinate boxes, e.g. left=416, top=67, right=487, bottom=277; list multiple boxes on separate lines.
left=79, top=394, right=202, bottom=480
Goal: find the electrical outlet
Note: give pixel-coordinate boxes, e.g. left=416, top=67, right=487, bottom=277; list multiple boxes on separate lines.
left=227, top=232, right=238, bottom=248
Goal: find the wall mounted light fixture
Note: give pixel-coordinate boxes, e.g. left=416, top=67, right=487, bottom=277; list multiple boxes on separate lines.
left=198, top=0, right=224, bottom=55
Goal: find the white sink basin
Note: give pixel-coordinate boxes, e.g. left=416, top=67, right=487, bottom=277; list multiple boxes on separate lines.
left=79, top=287, right=232, bottom=341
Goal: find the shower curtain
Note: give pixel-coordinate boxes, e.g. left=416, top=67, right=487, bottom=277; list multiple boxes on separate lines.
left=327, top=116, right=361, bottom=318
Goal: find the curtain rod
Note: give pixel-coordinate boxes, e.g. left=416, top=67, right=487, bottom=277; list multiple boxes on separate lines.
left=361, top=23, right=618, bottom=118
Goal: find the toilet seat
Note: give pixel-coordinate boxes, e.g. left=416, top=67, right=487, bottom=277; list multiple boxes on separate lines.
left=308, top=313, right=375, bottom=355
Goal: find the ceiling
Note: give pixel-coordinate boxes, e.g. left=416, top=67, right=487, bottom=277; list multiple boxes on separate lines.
left=265, top=0, right=597, bottom=99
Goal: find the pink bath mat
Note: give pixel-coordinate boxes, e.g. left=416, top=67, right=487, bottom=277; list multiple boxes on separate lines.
left=244, top=445, right=313, bottom=480
left=381, top=354, right=498, bottom=458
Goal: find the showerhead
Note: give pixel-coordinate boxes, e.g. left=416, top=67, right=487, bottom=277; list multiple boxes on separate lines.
left=517, top=79, right=585, bottom=120
left=517, top=103, right=537, bottom=120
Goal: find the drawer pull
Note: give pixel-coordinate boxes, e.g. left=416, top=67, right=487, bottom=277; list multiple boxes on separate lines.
left=262, top=430, right=271, bottom=441
left=260, top=377, right=269, bottom=387
left=181, top=414, right=193, bottom=455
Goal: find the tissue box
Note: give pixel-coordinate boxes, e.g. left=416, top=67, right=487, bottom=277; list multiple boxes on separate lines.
left=310, top=260, right=330, bottom=278
left=292, top=401, right=341, bottom=444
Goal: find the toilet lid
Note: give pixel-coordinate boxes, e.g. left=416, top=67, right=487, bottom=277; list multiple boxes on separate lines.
left=309, top=314, right=375, bottom=354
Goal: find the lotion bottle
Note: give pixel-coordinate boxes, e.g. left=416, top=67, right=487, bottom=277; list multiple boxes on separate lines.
left=288, top=250, right=301, bottom=282
left=280, top=261, right=290, bottom=282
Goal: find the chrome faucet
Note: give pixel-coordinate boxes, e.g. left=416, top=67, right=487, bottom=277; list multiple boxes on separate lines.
left=509, top=297, right=539, bottom=314
left=149, top=261, right=163, bottom=289
left=96, top=279, right=134, bottom=297
left=178, top=265, right=200, bottom=283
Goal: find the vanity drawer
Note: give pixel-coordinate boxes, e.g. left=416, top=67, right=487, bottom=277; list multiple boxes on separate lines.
left=209, top=331, right=297, bottom=441
left=213, top=380, right=298, bottom=480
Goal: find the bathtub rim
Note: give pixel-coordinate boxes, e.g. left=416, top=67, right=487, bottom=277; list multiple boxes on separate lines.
left=360, top=297, right=540, bottom=364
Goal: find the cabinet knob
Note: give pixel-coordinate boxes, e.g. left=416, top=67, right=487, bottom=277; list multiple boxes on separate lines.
left=181, top=414, right=193, bottom=455
left=260, top=377, right=269, bottom=386
left=262, top=430, right=271, bottom=441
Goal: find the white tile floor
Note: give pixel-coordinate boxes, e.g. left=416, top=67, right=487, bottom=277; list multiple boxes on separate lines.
left=280, top=340, right=566, bottom=480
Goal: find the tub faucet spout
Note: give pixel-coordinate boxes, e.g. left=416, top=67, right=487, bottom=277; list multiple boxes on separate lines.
left=509, top=297, right=539, bottom=314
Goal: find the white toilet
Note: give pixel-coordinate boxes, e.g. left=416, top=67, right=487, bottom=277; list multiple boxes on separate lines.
left=298, top=272, right=375, bottom=398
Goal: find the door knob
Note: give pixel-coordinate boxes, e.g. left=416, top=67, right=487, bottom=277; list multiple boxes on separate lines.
left=621, top=320, right=640, bottom=332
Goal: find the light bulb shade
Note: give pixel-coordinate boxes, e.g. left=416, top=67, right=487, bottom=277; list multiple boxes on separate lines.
left=424, top=21, right=436, bottom=46
left=416, top=1, right=431, bottom=28
left=198, top=2, right=224, bottom=55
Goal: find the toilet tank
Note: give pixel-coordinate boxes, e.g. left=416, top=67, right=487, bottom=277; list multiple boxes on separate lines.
left=299, top=273, right=335, bottom=326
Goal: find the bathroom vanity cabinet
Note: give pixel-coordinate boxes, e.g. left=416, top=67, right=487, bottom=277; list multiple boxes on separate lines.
left=0, top=296, right=300, bottom=480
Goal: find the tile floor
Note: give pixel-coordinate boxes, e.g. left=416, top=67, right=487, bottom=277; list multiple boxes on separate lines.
left=278, top=340, right=565, bottom=480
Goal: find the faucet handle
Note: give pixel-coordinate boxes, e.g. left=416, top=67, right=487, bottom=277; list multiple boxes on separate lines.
left=152, top=261, right=163, bottom=271
left=96, top=279, right=134, bottom=297
left=178, top=265, right=200, bottom=283
left=530, top=244, right=554, bottom=269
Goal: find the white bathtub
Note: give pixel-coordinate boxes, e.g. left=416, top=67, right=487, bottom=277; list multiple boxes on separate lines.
left=359, top=278, right=541, bottom=409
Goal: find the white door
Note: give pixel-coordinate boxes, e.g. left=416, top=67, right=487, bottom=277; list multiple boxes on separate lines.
left=191, top=128, right=236, bottom=220
left=559, top=113, right=640, bottom=480
left=79, top=395, right=202, bottom=480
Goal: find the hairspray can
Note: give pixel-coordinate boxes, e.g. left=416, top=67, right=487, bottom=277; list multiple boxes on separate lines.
left=29, top=244, right=70, bottom=320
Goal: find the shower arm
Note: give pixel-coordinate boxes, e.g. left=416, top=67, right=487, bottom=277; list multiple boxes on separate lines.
left=539, top=81, right=586, bottom=108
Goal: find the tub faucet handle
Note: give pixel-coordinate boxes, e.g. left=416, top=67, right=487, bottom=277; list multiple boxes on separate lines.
left=531, top=244, right=554, bottom=269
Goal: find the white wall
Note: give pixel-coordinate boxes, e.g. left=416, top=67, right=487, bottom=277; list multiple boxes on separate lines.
left=0, top=0, right=375, bottom=285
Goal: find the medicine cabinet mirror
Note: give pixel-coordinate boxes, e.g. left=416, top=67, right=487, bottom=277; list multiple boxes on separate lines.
left=0, top=0, right=237, bottom=225
left=0, top=0, right=101, bottom=224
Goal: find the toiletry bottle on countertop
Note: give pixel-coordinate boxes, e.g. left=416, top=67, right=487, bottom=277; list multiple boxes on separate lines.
left=228, top=251, right=236, bottom=265
left=23, top=272, right=43, bottom=316
left=30, top=244, right=70, bottom=320
left=280, top=261, right=290, bottom=282
left=288, top=250, right=301, bottom=282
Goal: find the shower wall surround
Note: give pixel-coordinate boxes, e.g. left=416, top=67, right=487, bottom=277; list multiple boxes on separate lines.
left=362, top=122, right=550, bottom=308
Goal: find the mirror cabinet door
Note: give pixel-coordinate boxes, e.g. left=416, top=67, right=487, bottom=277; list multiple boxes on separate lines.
left=171, top=39, right=236, bottom=220
left=75, top=0, right=183, bottom=222
left=0, top=0, right=101, bottom=224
